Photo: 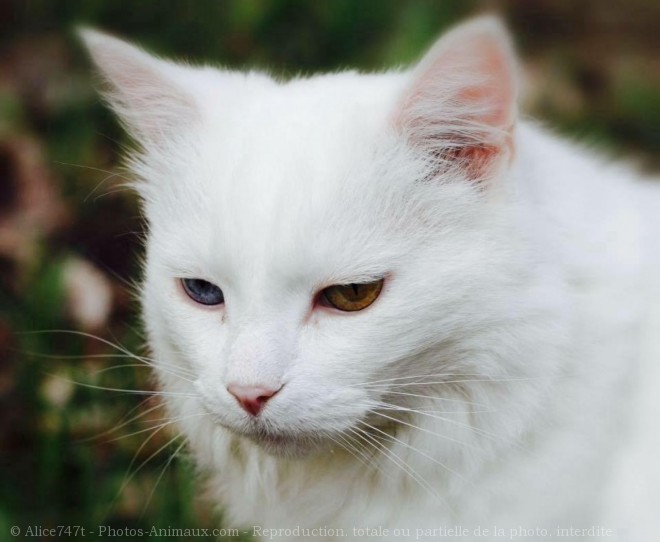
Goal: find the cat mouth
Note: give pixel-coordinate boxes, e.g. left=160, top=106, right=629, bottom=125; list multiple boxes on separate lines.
left=199, top=399, right=358, bottom=458
left=197, top=399, right=309, bottom=455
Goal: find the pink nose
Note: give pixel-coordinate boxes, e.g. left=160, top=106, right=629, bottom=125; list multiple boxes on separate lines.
left=226, top=384, right=280, bottom=416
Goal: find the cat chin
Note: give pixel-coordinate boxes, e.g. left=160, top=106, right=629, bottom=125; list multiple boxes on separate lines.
left=246, top=433, right=321, bottom=459
left=200, top=406, right=331, bottom=459
left=235, top=428, right=337, bottom=459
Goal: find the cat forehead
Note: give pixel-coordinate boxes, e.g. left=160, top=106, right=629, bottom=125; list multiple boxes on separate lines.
left=205, top=69, right=407, bottom=125
left=183, top=73, right=408, bottom=213
left=145, top=70, right=418, bottom=278
left=195, top=70, right=407, bottom=172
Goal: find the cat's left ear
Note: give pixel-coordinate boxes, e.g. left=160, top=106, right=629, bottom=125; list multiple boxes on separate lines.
left=79, top=29, right=199, bottom=149
left=395, top=16, right=518, bottom=185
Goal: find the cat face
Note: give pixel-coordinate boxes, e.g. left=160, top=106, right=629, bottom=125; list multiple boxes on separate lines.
left=83, top=18, right=524, bottom=458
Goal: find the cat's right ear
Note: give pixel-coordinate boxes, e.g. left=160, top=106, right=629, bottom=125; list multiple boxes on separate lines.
left=79, top=29, right=198, bottom=148
left=394, top=16, right=518, bottom=186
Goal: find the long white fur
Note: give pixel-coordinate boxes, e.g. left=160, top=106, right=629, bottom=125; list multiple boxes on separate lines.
left=81, top=17, right=660, bottom=541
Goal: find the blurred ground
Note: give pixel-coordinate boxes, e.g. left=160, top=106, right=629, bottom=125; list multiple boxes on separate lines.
left=1, top=1, right=659, bottom=541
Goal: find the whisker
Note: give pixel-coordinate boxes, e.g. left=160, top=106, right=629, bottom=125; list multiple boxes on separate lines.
left=358, top=419, right=468, bottom=484
left=104, top=328, right=196, bottom=379
left=378, top=401, right=523, bottom=449
left=372, top=401, right=493, bottom=415
left=350, top=426, right=448, bottom=507
left=116, top=318, right=148, bottom=342
left=19, top=329, right=196, bottom=380
left=26, top=351, right=194, bottom=383
left=369, top=389, right=488, bottom=408
left=384, top=391, right=487, bottom=407
left=103, top=412, right=206, bottom=444
left=101, top=422, right=180, bottom=523
left=90, top=363, right=196, bottom=384
left=78, top=400, right=164, bottom=443
left=362, top=373, right=489, bottom=386
left=127, top=354, right=196, bottom=378
left=11, top=350, right=141, bottom=361
left=122, top=433, right=182, bottom=498
left=93, top=186, right=134, bottom=202
left=344, top=427, right=398, bottom=484
left=106, top=418, right=181, bottom=443
left=141, top=439, right=187, bottom=517
left=53, top=161, right=130, bottom=202
left=50, top=375, right=199, bottom=398
left=364, top=376, right=547, bottom=388
left=326, top=432, right=373, bottom=471
left=369, top=410, right=481, bottom=452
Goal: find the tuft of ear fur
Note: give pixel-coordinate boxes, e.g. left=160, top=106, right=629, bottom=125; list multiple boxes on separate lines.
left=395, top=16, right=518, bottom=185
left=78, top=28, right=198, bottom=148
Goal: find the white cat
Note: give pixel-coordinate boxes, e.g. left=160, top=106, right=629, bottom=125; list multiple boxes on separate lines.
left=81, top=17, right=660, bottom=541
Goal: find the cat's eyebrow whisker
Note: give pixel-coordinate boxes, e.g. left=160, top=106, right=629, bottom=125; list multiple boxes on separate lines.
left=93, top=185, right=134, bottom=202
left=357, top=419, right=469, bottom=485
left=53, top=161, right=131, bottom=202
left=53, top=160, right=130, bottom=180
left=89, top=174, right=129, bottom=202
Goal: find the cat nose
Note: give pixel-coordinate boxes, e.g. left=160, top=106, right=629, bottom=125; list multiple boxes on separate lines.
left=226, top=384, right=281, bottom=416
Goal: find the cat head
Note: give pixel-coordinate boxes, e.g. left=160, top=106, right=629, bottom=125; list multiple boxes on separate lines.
left=81, top=18, right=531, bottom=459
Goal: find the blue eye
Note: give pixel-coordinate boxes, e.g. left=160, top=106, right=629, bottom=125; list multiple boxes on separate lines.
left=181, top=278, right=224, bottom=306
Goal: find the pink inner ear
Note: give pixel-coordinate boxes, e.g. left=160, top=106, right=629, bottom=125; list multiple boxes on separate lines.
left=455, top=37, right=515, bottom=128
left=82, top=29, right=198, bottom=147
left=448, top=144, right=500, bottom=177
left=396, top=19, right=517, bottom=183
left=420, top=32, right=515, bottom=129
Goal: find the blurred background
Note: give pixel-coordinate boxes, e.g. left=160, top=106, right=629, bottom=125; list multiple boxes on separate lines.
left=1, top=1, right=658, bottom=540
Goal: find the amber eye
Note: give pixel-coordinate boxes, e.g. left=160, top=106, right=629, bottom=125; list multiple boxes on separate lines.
left=320, top=279, right=384, bottom=312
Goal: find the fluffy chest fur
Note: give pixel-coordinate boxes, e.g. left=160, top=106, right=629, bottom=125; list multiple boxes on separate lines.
left=81, top=16, right=660, bottom=541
